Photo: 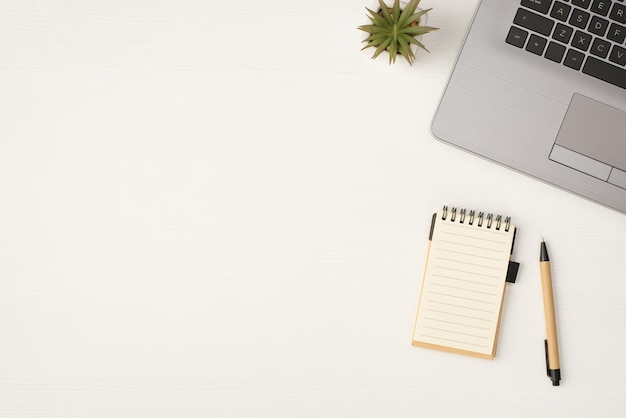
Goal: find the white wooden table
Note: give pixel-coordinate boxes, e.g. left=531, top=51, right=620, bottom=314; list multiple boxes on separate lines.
left=1, top=0, right=625, bottom=416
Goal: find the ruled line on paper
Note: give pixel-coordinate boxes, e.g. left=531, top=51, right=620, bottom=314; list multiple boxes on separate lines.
left=430, top=282, right=498, bottom=296
left=439, top=239, right=507, bottom=253
left=432, top=274, right=499, bottom=287
left=435, top=256, right=504, bottom=270
left=439, top=237, right=507, bottom=246
left=423, top=317, right=491, bottom=331
left=423, top=326, right=490, bottom=339
left=429, top=291, right=496, bottom=305
left=427, top=300, right=495, bottom=313
left=441, top=229, right=506, bottom=243
left=433, top=267, right=501, bottom=280
left=424, top=308, right=493, bottom=322
left=439, top=231, right=507, bottom=243
left=438, top=248, right=504, bottom=261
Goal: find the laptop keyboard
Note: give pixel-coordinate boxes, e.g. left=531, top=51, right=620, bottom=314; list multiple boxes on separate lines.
left=506, top=0, right=626, bottom=90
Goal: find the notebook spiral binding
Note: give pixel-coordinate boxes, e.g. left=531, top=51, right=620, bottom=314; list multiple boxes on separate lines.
left=442, top=206, right=511, bottom=232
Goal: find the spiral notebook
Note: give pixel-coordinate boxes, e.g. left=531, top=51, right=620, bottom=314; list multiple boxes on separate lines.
left=412, top=207, right=519, bottom=360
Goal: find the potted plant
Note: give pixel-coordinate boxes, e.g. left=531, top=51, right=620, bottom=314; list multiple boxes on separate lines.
left=358, top=0, right=438, bottom=65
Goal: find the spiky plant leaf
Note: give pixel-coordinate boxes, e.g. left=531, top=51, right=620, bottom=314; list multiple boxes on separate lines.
left=406, top=36, right=429, bottom=53
left=360, top=25, right=392, bottom=34
left=388, top=40, right=398, bottom=64
left=365, top=8, right=388, bottom=26
left=372, top=37, right=393, bottom=59
left=407, top=7, right=431, bottom=22
left=357, top=0, right=438, bottom=65
left=397, top=35, right=414, bottom=64
left=378, top=0, right=393, bottom=22
left=392, top=0, right=401, bottom=24
left=401, top=26, right=438, bottom=36
left=397, top=1, right=420, bottom=27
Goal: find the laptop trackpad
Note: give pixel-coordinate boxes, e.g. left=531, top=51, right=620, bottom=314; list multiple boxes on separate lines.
left=549, top=93, right=626, bottom=189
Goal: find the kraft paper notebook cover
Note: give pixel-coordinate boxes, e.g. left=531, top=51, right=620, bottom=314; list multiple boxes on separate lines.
left=412, top=206, right=519, bottom=360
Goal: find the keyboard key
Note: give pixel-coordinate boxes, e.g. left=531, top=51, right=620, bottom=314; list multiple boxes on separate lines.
left=609, top=44, right=626, bottom=65
left=589, top=15, right=610, bottom=36
left=590, top=37, right=612, bottom=57
left=553, top=22, right=574, bottom=42
left=569, top=8, right=591, bottom=28
left=571, top=29, right=593, bottom=50
left=572, top=0, right=591, bottom=9
left=609, top=2, right=626, bottom=24
left=583, top=56, right=626, bottom=88
left=551, top=1, right=572, bottom=21
left=527, top=34, right=548, bottom=54
left=514, top=8, right=555, bottom=35
left=506, top=26, right=529, bottom=47
left=564, top=48, right=586, bottom=69
left=522, top=0, right=553, bottom=14
left=590, top=0, right=611, bottom=16
left=545, top=41, right=567, bottom=61
left=607, top=22, right=626, bottom=43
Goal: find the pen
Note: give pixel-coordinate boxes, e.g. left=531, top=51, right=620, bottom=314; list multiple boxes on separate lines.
left=540, top=240, right=561, bottom=386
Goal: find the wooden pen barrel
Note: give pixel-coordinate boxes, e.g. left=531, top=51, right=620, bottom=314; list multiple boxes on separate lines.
left=540, top=261, right=560, bottom=370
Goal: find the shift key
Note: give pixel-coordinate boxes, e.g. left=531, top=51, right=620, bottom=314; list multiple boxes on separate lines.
left=513, top=8, right=554, bottom=36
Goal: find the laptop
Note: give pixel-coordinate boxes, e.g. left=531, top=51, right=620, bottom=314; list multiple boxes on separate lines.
left=432, top=0, right=626, bottom=213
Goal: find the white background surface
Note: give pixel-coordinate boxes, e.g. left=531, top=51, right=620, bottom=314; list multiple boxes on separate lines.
left=1, top=0, right=626, bottom=416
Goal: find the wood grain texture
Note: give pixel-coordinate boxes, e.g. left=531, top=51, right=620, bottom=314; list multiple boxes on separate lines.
left=1, top=0, right=626, bottom=416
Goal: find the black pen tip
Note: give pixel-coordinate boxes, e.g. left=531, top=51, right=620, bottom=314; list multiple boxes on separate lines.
left=548, top=369, right=561, bottom=386
left=540, top=240, right=549, bottom=262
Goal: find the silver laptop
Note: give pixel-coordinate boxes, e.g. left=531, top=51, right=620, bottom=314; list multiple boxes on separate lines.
left=432, top=0, right=626, bottom=213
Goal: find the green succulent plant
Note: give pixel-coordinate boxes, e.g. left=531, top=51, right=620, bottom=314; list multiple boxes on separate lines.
left=358, top=0, right=438, bottom=65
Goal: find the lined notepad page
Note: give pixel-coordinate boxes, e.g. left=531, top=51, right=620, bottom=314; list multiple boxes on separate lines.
left=412, top=210, right=515, bottom=357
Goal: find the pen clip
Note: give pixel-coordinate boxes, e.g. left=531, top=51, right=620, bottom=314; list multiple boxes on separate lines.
left=544, top=339, right=562, bottom=386
left=543, top=340, right=552, bottom=378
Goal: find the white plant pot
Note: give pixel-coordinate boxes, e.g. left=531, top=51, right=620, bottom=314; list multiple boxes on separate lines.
left=367, top=0, right=429, bottom=60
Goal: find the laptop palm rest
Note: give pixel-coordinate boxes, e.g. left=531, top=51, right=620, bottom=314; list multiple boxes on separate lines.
left=549, top=93, right=626, bottom=189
